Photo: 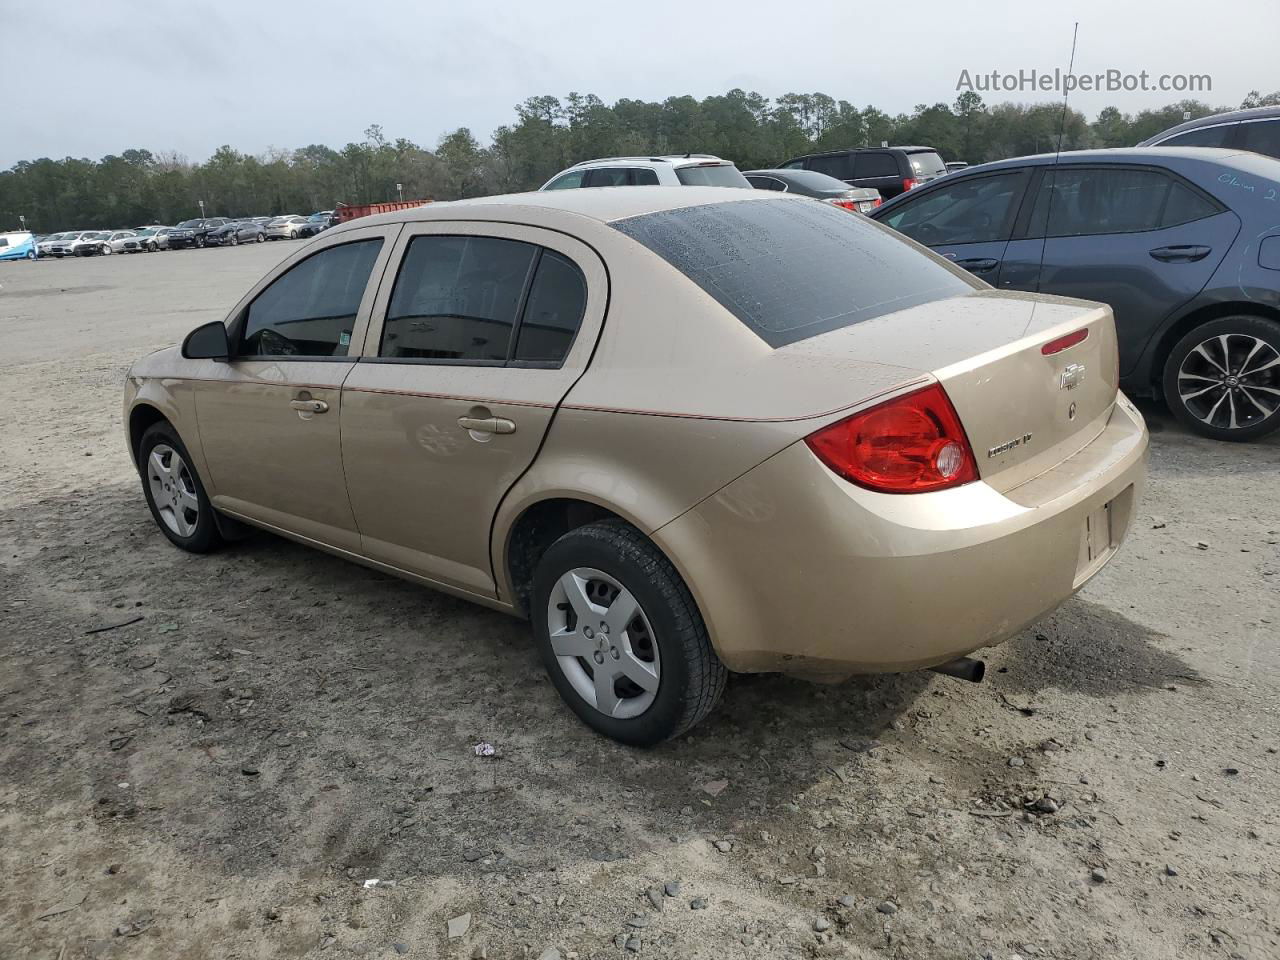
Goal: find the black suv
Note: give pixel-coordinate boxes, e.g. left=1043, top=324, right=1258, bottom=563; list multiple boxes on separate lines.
left=779, top=146, right=947, bottom=199
left=167, top=218, right=231, bottom=249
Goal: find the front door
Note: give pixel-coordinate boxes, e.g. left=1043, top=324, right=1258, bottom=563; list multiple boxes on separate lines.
left=340, top=222, right=607, bottom=599
left=997, top=165, right=1238, bottom=376
left=194, top=226, right=397, bottom=551
left=876, top=169, right=1030, bottom=281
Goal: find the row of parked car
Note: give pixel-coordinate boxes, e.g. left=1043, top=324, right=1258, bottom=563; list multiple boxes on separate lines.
left=535, top=104, right=1280, bottom=443
left=33, top=212, right=338, bottom=258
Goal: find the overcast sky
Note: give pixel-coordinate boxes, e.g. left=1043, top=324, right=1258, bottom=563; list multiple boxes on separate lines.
left=5, top=0, right=1277, bottom=167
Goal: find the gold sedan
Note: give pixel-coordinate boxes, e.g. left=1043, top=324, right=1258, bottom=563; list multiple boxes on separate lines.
left=124, top=187, right=1148, bottom=745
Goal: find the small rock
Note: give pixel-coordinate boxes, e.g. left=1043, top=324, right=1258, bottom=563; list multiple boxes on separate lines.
left=1008, top=757, right=1025, bottom=767
left=646, top=887, right=663, bottom=910
left=626, top=916, right=650, bottom=929
left=393, top=945, right=409, bottom=956
left=462, top=848, right=486, bottom=863
left=1165, top=865, right=1179, bottom=877
left=700, top=779, right=729, bottom=797
left=1091, top=868, right=1107, bottom=883
left=663, top=882, right=681, bottom=898
left=1194, top=541, right=1209, bottom=550
left=690, top=898, right=708, bottom=910
left=837, top=895, right=855, bottom=908
left=1151, top=517, right=1167, bottom=529
left=876, top=901, right=898, bottom=915
left=447, top=914, right=471, bottom=939
left=813, top=918, right=830, bottom=932
left=624, top=935, right=641, bottom=953
left=393, top=801, right=413, bottom=815
left=713, top=840, right=733, bottom=853
left=537, top=950, right=560, bottom=960
left=241, top=764, right=260, bottom=776
left=1224, top=767, right=1240, bottom=776
left=1033, top=797, right=1059, bottom=814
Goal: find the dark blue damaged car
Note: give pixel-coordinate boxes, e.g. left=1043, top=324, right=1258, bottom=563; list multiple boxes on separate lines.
left=871, top=147, right=1280, bottom=441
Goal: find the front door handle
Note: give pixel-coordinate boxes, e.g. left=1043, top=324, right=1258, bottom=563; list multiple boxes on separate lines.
left=290, top=398, right=329, bottom=414
left=458, top=416, right=516, bottom=435
left=955, top=257, right=1000, bottom=273
left=1149, top=244, right=1211, bottom=263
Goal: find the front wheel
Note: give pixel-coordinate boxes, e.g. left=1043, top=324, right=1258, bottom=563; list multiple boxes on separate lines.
left=101, top=244, right=112, bottom=255
left=1163, top=315, right=1280, bottom=441
left=229, top=235, right=238, bottom=246
left=138, top=422, right=222, bottom=553
left=195, top=236, right=205, bottom=248
left=531, top=520, right=726, bottom=746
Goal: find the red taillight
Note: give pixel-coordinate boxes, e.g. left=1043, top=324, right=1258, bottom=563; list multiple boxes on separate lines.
left=902, top=177, right=917, bottom=192
left=804, top=384, right=979, bottom=494
left=872, top=196, right=883, bottom=207
left=825, top=197, right=859, bottom=212
left=1041, top=327, right=1089, bottom=355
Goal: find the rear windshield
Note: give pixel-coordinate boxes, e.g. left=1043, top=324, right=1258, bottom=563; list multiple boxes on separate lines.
left=776, top=169, right=851, bottom=194
left=674, top=164, right=751, bottom=188
left=612, top=198, right=975, bottom=348
left=907, top=151, right=947, bottom=177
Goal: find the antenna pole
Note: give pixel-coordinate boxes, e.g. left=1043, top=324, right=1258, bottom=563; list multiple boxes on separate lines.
left=1035, top=21, right=1079, bottom=294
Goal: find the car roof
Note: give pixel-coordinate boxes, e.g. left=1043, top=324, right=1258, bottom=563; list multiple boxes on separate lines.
left=330, top=186, right=773, bottom=232
left=1138, top=105, right=1280, bottom=144
left=946, top=146, right=1255, bottom=173
left=791, top=145, right=939, bottom=160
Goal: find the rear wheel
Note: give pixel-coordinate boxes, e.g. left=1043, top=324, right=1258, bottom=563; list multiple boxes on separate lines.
left=1163, top=315, right=1280, bottom=441
left=530, top=520, right=726, bottom=746
left=138, top=422, right=222, bottom=553
left=229, top=234, right=239, bottom=246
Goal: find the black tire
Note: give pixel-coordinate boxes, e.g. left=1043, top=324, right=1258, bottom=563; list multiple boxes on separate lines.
left=530, top=520, right=726, bottom=746
left=1163, top=315, right=1280, bottom=442
left=195, top=236, right=206, bottom=248
left=137, top=421, right=222, bottom=553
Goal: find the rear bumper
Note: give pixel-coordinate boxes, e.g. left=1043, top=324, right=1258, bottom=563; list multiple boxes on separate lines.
left=654, top=396, right=1149, bottom=678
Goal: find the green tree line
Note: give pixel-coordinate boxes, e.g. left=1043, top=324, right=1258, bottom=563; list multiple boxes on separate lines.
left=3, top=88, right=1277, bottom=232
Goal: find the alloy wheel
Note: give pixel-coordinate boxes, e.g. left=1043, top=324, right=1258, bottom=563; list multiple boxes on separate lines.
left=546, top=567, right=660, bottom=719
left=147, top=444, right=200, bottom=537
left=1177, top=333, right=1280, bottom=430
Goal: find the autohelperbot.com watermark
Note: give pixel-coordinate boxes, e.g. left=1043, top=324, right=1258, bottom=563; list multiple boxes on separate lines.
left=956, top=68, right=1211, bottom=95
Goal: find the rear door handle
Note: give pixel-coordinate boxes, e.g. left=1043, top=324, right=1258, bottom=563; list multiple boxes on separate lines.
left=290, top=398, right=329, bottom=413
left=458, top=416, right=516, bottom=435
left=1149, top=244, right=1211, bottom=263
left=954, top=257, right=1000, bottom=273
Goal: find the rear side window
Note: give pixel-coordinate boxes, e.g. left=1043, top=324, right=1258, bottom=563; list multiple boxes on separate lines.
left=612, top=198, right=975, bottom=349
left=382, top=236, right=586, bottom=365
left=746, top=175, right=787, bottom=191
left=807, top=154, right=852, bottom=180
left=241, top=239, right=383, bottom=357
left=632, top=168, right=661, bottom=185
left=853, top=153, right=899, bottom=178
left=1240, top=119, right=1280, bottom=160
left=674, top=164, right=751, bottom=187
left=585, top=168, right=630, bottom=187
left=1161, top=181, right=1222, bottom=227
left=383, top=236, right=537, bottom=361
left=1027, top=168, right=1177, bottom=237
left=1161, top=124, right=1235, bottom=148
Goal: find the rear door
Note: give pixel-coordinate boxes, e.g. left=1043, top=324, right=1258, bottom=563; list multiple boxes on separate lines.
left=998, top=164, right=1238, bottom=375
left=193, top=225, right=396, bottom=550
left=876, top=169, right=1030, bottom=280
left=340, top=222, right=607, bottom=598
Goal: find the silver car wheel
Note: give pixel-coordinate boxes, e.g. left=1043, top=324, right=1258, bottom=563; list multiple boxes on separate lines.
left=547, top=567, right=660, bottom=719
left=147, top=444, right=200, bottom=538
left=1178, top=333, right=1280, bottom=430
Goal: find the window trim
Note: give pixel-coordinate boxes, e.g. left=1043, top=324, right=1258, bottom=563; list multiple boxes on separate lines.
left=228, top=235, right=388, bottom=362
left=373, top=234, right=588, bottom=369
left=881, top=168, right=1031, bottom=246
left=1012, top=163, right=1227, bottom=241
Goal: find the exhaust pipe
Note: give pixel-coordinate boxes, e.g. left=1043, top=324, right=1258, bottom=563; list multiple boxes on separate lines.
left=928, top=656, right=985, bottom=683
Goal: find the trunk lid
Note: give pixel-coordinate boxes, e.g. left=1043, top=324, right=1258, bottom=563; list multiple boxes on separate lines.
left=784, top=289, right=1118, bottom=491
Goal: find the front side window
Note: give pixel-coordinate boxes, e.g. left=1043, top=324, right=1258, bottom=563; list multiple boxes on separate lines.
left=881, top=172, right=1025, bottom=245
left=853, top=153, right=899, bottom=179
left=381, top=235, right=586, bottom=365
left=240, top=239, right=382, bottom=358
left=1027, top=167, right=1179, bottom=238
left=613, top=198, right=975, bottom=349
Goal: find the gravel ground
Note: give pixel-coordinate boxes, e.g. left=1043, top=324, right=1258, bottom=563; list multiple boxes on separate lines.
left=1, top=248, right=1278, bottom=960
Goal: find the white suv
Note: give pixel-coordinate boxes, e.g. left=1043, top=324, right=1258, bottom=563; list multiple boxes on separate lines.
left=540, top=155, right=751, bottom=190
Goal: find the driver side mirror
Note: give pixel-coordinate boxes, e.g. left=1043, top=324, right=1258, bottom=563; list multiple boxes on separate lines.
left=182, top=321, right=231, bottom=360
